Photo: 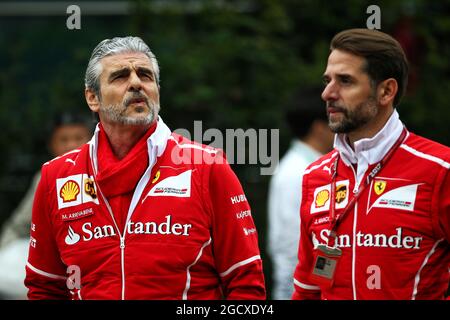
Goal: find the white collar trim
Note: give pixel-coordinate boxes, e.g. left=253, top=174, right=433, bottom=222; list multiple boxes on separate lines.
left=88, top=116, right=172, bottom=227
left=334, top=109, right=404, bottom=187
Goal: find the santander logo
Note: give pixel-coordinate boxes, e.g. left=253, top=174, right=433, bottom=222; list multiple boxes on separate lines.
left=65, top=226, right=81, bottom=245
left=63, top=215, right=192, bottom=246
left=312, top=227, right=423, bottom=250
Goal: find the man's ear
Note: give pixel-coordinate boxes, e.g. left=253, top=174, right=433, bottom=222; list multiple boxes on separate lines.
left=85, top=88, right=100, bottom=112
left=377, top=78, right=398, bottom=107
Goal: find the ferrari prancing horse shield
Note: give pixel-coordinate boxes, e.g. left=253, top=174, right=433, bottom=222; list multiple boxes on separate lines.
left=374, top=180, right=387, bottom=195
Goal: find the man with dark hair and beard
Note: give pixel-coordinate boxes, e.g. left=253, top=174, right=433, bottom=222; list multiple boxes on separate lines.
left=292, top=29, right=450, bottom=300
left=25, top=36, right=266, bottom=300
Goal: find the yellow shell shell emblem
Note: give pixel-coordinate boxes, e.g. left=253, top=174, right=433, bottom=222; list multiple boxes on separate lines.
left=315, top=190, right=330, bottom=208
left=60, top=180, right=80, bottom=203
left=152, top=170, right=161, bottom=184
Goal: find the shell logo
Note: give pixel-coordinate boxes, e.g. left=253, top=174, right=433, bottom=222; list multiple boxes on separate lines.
left=315, top=190, right=330, bottom=208
left=60, top=180, right=80, bottom=203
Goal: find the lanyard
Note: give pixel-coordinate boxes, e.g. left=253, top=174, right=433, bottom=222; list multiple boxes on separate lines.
left=327, top=127, right=407, bottom=247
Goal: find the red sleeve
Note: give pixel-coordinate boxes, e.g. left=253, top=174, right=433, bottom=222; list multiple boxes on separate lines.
left=436, top=168, right=450, bottom=244
left=25, top=165, right=70, bottom=299
left=292, top=173, right=321, bottom=300
left=437, top=167, right=450, bottom=299
left=206, top=156, right=266, bottom=300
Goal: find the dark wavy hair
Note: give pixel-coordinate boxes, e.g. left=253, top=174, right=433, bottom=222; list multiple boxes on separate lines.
left=330, top=28, right=409, bottom=106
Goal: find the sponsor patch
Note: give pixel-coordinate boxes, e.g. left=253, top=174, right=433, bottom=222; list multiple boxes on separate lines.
left=236, top=210, right=252, bottom=219
left=65, top=226, right=81, bottom=245
left=231, top=194, right=247, bottom=205
left=315, top=190, right=330, bottom=208
left=335, top=184, right=347, bottom=204
left=152, top=170, right=161, bottom=184
left=368, top=183, right=421, bottom=213
left=143, top=170, right=191, bottom=199
left=60, top=180, right=80, bottom=203
left=310, top=180, right=350, bottom=214
left=56, top=174, right=99, bottom=209
left=374, top=180, right=387, bottom=195
left=84, top=177, right=97, bottom=199
left=30, top=236, right=37, bottom=248
left=243, top=227, right=256, bottom=236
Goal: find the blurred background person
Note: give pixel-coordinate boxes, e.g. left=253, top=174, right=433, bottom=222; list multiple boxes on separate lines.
left=267, top=88, right=334, bottom=299
left=0, top=113, right=92, bottom=299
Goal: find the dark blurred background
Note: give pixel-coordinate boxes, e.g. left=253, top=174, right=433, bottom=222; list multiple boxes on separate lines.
left=0, top=0, right=449, bottom=298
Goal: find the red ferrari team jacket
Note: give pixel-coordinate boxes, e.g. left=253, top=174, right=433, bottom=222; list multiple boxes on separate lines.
left=25, top=118, right=266, bottom=300
left=293, top=111, right=450, bottom=300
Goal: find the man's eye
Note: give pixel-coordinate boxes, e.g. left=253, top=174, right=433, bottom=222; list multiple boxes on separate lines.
left=340, top=77, right=352, bottom=84
left=140, top=73, right=153, bottom=80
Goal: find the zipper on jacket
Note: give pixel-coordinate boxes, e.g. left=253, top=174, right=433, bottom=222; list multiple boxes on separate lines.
left=120, top=236, right=126, bottom=300
left=350, top=165, right=359, bottom=193
left=349, top=163, right=358, bottom=300
left=96, top=185, right=127, bottom=300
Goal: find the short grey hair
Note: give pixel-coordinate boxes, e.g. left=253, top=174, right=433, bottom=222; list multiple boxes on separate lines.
left=84, top=36, right=160, bottom=96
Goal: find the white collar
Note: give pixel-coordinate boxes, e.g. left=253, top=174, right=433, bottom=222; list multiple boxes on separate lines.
left=88, top=116, right=171, bottom=175
left=333, top=109, right=404, bottom=188
left=88, top=116, right=172, bottom=224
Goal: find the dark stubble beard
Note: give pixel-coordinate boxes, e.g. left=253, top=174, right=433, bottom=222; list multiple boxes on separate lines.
left=327, top=94, right=378, bottom=134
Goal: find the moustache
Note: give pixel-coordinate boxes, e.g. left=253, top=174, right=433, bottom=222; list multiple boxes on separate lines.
left=326, top=102, right=347, bottom=114
left=124, top=93, right=149, bottom=107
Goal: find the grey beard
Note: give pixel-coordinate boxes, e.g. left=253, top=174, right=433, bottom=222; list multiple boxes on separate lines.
left=100, top=101, right=160, bottom=126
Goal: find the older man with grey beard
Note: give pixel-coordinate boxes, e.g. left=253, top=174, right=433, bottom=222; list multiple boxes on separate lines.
left=25, top=36, right=266, bottom=300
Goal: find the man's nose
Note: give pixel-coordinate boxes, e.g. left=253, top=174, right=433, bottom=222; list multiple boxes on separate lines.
left=128, top=72, right=142, bottom=91
left=321, top=81, right=339, bottom=101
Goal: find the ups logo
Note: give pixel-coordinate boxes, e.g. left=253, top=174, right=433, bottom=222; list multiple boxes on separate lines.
left=84, top=178, right=97, bottom=199
left=335, top=184, right=347, bottom=204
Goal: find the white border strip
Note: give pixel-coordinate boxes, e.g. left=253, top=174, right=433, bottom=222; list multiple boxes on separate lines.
left=26, top=262, right=67, bottom=280
left=304, top=152, right=338, bottom=175
left=219, top=255, right=261, bottom=278
left=44, top=149, right=81, bottom=166
left=401, top=145, right=450, bottom=169
left=411, top=239, right=444, bottom=300
left=293, top=278, right=320, bottom=291
left=182, top=238, right=212, bottom=300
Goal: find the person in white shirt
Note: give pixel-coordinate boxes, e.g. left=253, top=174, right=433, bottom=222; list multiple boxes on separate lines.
left=267, top=88, right=334, bottom=299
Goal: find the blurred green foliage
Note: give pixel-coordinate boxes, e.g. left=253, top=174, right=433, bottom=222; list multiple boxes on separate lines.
left=0, top=0, right=449, bottom=297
